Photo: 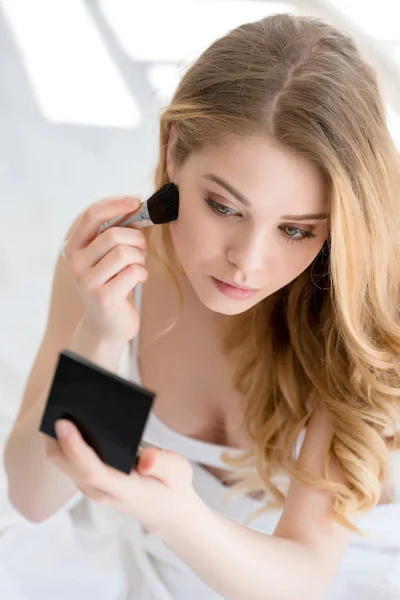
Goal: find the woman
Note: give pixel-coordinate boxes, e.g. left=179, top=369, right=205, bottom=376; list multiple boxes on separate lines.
left=4, top=12, right=400, bottom=600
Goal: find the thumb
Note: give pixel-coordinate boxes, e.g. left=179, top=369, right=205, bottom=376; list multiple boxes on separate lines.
left=137, top=448, right=193, bottom=488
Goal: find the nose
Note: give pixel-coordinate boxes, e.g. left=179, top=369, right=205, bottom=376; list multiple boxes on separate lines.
left=226, top=225, right=267, bottom=275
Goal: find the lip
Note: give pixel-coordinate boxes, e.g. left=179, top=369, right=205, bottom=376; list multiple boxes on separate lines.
left=210, top=276, right=259, bottom=300
left=216, top=278, right=258, bottom=291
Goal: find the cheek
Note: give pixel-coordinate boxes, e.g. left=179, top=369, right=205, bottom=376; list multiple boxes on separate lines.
left=276, top=242, right=323, bottom=284
left=170, top=201, right=226, bottom=278
left=169, top=219, right=190, bottom=256
left=169, top=205, right=206, bottom=269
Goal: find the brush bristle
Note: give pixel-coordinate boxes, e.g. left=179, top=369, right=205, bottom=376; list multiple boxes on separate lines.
left=147, top=183, right=179, bottom=224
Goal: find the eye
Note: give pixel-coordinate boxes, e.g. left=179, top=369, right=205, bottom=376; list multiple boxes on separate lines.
left=204, top=198, right=240, bottom=219
left=280, top=225, right=316, bottom=242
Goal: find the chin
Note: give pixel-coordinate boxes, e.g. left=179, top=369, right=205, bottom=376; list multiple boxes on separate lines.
left=210, top=302, right=254, bottom=316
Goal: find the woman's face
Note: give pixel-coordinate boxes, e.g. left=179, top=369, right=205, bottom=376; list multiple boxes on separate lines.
left=168, top=135, right=328, bottom=315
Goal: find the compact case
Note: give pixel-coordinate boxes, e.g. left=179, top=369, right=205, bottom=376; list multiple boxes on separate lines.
left=39, top=349, right=155, bottom=473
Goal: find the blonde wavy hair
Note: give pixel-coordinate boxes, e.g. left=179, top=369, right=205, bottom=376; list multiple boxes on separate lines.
left=145, top=13, right=400, bottom=532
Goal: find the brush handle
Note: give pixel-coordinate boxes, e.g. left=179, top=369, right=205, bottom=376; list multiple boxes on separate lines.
left=99, top=201, right=151, bottom=234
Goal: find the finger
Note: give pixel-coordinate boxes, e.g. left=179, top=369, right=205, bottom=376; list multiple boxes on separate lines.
left=80, top=246, right=146, bottom=288
left=50, top=448, right=113, bottom=504
left=137, top=448, right=193, bottom=489
left=105, top=263, right=148, bottom=297
left=67, top=196, right=141, bottom=254
left=54, top=420, right=134, bottom=494
left=54, top=420, right=111, bottom=487
left=76, top=227, right=147, bottom=272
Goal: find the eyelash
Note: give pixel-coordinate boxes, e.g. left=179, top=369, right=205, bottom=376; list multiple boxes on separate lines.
left=204, top=198, right=316, bottom=243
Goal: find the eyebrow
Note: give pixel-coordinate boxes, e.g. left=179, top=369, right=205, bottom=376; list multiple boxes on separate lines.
left=203, top=173, right=328, bottom=221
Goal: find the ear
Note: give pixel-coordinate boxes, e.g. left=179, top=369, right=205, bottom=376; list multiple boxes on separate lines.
left=166, top=124, right=178, bottom=182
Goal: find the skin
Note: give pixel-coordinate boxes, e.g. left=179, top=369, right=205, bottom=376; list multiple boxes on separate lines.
left=167, top=130, right=329, bottom=316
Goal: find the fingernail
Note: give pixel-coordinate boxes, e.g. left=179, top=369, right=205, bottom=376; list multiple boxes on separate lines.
left=56, top=420, right=70, bottom=439
left=140, top=449, right=155, bottom=472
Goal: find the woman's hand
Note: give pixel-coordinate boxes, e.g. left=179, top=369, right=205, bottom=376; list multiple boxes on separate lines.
left=62, top=196, right=148, bottom=344
left=47, top=418, right=198, bottom=535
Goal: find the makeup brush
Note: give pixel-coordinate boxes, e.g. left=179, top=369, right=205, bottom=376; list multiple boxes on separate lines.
left=99, top=182, right=179, bottom=233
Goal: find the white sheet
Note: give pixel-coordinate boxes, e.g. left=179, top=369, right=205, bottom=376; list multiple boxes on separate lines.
left=1, top=441, right=400, bottom=599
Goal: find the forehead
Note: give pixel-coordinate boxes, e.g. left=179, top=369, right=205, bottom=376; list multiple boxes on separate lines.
left=186, top=137, right=328, bottom=214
